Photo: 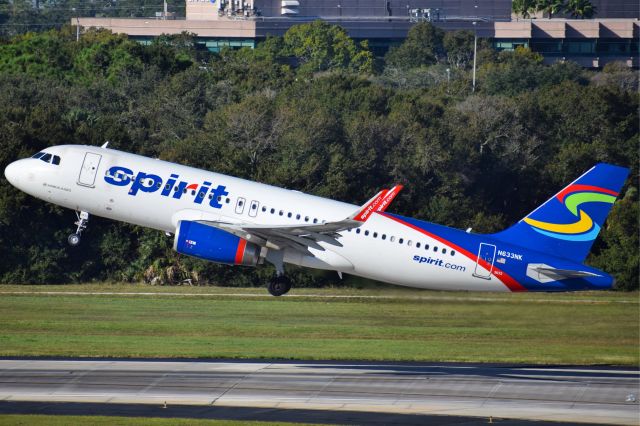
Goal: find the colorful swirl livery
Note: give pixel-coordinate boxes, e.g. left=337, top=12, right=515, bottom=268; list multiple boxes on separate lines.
left=492, top=163, right=629, bottom=264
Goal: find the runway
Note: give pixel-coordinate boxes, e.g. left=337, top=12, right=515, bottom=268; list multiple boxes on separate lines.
left=0, top=359, right=638, bottom=425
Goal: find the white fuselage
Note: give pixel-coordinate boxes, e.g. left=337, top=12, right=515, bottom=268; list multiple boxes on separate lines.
left=5, top=145, right=510, bottom=291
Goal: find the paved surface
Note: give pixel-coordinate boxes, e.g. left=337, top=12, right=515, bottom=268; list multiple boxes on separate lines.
left=0, top=360, right=638, bottom=425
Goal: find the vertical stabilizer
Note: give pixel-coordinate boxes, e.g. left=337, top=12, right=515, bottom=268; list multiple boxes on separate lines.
left=491, top=163, right=629, bottom=263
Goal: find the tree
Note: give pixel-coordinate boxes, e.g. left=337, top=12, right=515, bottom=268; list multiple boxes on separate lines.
left=512, top=0, right=537, bottom=18
left=385, top=22, right=445, bottom=69
left=443, top=30, right=475, bottom=69
left=282, top=20, right=373, bottom=74
left=589, top=187, right=639, bottom=290
left=566, top=0, right=596, bottom=18
left=535, top=0, right=567, bottom=18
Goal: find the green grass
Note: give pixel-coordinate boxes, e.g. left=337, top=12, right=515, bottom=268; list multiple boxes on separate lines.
left=0, top=284, right=637, bottom=365
left=0, top=415, right=318, bottom=426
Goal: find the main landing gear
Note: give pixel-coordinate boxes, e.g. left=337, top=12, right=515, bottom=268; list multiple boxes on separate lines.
left=68, top=211, right=89, bottom=246
left=268, top=275, right=292, bottom=297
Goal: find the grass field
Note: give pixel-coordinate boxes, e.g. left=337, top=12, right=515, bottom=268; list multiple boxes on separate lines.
left=0, top=284, right=637, bottom=365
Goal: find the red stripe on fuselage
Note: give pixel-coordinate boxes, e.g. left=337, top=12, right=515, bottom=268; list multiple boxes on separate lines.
left=234, top=239, right=247, bottom=265
left=556, top=184, right=618, bottom=202
left=379, top=212, right=527, bottom=292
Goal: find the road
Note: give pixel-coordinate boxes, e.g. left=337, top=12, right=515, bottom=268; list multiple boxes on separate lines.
left=0, top=359, right=637, bottom=425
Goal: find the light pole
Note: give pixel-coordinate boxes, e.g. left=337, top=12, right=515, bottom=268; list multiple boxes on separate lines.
left=72, top=7, right=79, bottom=42
left=472, top=21, right=477, bottom=93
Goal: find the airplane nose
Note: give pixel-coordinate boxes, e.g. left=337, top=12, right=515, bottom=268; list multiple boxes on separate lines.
left=4, top=161, right=22, bottom=187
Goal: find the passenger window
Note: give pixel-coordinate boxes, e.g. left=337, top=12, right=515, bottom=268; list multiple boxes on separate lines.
left=270, top=208, right=275, bottom=214
left=356, top=229, right=361, bottom=234
left=382, top=234, right=386, bottom=240
left=198, top=191, right=204, bottom=198
left=433, top=246, right=438, bottom=252
left=451, top=251, right=456, bottom=257
left=416, top=242, right=421, bottom=248
left=399, top=238, right=404, bottom=244
left=442, top=248, right=447, bottom=254
left=390, top=236, right=395, bottom=242
left=262, top=206, right=267, bottom=212
left=279, top=210, right=284, bottom=216
left=287, top=212, right=292, bottom=218
left=313, top=218, right=318, bottom=224
left=225, top=198, right=230, bottom=204
left=425, top=244, right=429, bottom=250
left=296, top=214, right=301, bottom=220
left=52, top=155, right=61, bottom=165
left=407, top=240, right=412, bottom=246
left=373, top=232, right=378, bottom=238
left=304, top=216, right=309, bottom=222
left=208, top=194, right=213, bottom=199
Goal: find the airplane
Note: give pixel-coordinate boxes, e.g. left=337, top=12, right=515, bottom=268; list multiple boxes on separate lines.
left=4, top=144, right=629, bottom=296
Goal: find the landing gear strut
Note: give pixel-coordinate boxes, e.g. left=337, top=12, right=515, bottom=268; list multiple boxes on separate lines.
left=268, top=275, right=291, bottom=297
left=68, top=211, right=89, bottom=246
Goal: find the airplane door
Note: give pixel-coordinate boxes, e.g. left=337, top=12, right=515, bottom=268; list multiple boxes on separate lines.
left=77, top=152, right=102, bottom=187
left=248, top=200, right=259, bottom=217
left=473, top=243, right=496, bottom=279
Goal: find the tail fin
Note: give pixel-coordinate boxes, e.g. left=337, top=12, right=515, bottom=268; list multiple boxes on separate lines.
left=491, top=163, right=629, bottom=263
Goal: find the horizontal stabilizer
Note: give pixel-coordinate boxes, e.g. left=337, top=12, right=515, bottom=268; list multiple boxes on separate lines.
left=526, top=263, right=600, bottom=284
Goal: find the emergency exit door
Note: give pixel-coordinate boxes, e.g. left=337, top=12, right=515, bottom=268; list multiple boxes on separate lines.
left=473, top=243, right=496, bottom=280
left=77, top=152, right=102, bottom=187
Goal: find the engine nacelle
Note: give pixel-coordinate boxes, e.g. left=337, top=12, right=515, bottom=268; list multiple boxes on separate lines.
left=173, top=221, right=260, bottom=266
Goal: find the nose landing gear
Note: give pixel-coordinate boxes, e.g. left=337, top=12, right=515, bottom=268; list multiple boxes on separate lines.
left=68, top=211, right=89, bottom=246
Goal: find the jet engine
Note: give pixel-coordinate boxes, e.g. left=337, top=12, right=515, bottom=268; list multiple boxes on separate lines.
left=173, top=220, right=260, bottom=266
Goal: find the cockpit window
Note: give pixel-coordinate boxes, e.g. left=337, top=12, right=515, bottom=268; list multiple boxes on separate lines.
left=32, top=152, right=61, bottom=165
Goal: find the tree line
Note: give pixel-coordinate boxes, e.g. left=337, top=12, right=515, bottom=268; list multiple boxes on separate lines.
left=0, top=22, right=637, bottom=290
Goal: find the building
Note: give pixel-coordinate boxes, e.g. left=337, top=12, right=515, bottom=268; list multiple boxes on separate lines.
left=75, top=0, right=639, bottom=68
left=495, top=19, right=639, bottom=67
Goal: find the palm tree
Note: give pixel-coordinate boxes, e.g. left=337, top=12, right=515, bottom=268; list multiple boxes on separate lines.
left=536, top=0, right=567, bottom=18
left=566, top=0, right=597, bottom=18
left=512, top=0, right=537, bottom=18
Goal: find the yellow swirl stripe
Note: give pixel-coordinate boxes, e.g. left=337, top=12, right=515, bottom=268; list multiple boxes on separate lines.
left=524, top=210, right=593, bottom=234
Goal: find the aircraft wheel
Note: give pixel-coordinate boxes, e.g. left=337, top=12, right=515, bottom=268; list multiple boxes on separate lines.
left=68, top=233, right=81, bottom=246
left=268, top=275, right=291, bottom=297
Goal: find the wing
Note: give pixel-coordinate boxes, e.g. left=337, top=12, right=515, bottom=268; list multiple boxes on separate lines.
left=194, top=186, right=403, bottom=256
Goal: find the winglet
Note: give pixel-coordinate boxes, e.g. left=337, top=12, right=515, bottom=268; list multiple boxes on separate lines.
left=376, top=185, right=403, bottom=212
left=351, top=189, right=388, bottom=222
